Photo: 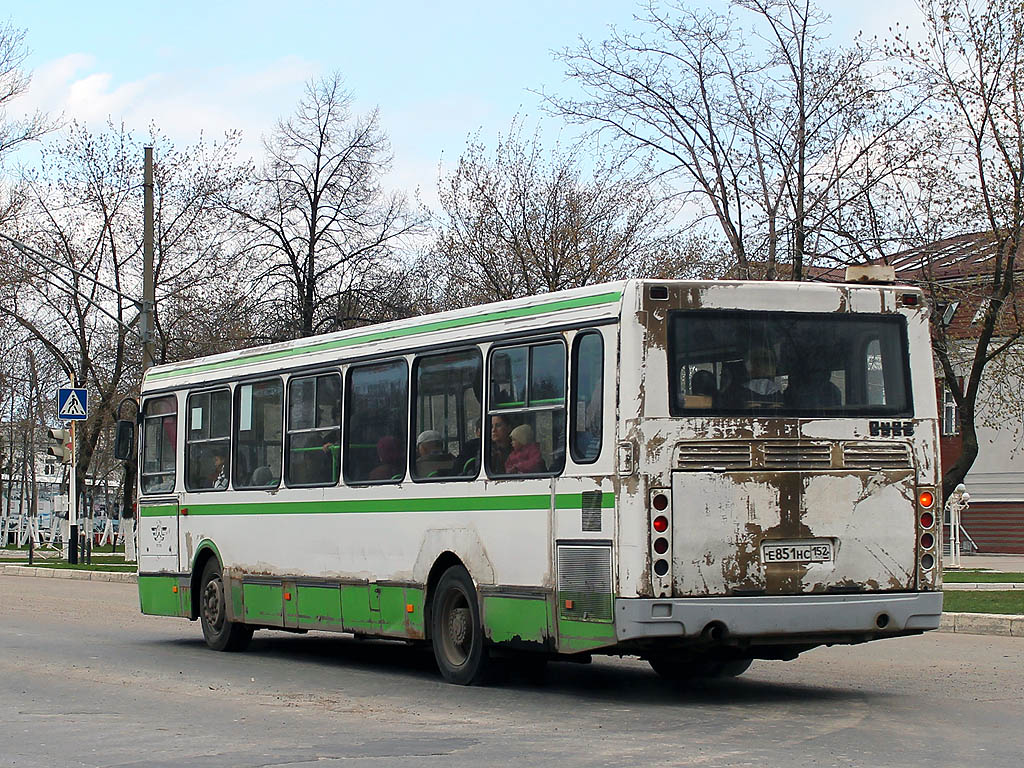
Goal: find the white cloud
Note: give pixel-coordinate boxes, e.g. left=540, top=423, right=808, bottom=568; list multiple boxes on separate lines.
left=16, top=54, right=319, bottom=162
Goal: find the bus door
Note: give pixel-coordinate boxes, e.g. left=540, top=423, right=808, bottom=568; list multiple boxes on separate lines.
left=137, top=496, right=180, bottom=573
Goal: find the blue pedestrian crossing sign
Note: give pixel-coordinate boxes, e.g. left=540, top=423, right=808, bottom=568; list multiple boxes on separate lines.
left=57, top=388, right=88, bottom=420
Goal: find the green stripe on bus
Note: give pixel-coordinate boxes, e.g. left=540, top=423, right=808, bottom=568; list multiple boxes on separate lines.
left=139, top=505, right=177, bottom=517
left=147, top=290, right=622, bottom=382
left=139, top=492, right=614, bottom=517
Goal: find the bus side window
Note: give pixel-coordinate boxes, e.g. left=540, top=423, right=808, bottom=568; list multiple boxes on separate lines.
left=234, top=378, right=283, bottom=490
left=412, top=349, right=482, bottom=481
left=285, top=373, right=341, bottom=487
left=571, top=331, right=604, bottom=464
left=487, top=341, right=566, bottom=477
left=186, top=389, right=232, bottom=491
left=141, top=395, right=177, bottom=494
left=344, top=360, right=408, bottom=484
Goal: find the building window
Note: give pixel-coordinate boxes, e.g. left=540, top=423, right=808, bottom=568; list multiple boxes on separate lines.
left=186, top=389, right=232, bottom=491
left=942, top=385, right=959, bottom=436
left=234, top=378, right=283, bottom=489
left=487, top=340, right=566, bottom=477
left=141, top=395, right=177, bottom=494
left=285, top=373, right=341, bottom=487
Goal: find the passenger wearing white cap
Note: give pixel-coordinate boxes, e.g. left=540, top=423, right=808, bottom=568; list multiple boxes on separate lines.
left=415, top=429, right=454, bottom=478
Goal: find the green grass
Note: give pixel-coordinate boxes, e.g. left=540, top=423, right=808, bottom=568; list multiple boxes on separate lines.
left=942, top=590, right=1024, bottom=615
left=24, top=562, right=136, bottom=572
left=943, top=571, right=1024, bottom=583
left=2, top=543, right=126, bottom=554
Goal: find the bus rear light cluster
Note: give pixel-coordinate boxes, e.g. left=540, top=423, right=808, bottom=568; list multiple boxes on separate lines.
left=649, top=489, right=672, bottom=596
left=917, top=486, right=939, bottom=586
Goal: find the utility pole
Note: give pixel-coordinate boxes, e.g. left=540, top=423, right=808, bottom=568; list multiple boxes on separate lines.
left=142, top=146, right=156, bottom=372
left=68, top=373, right=79, bottom=565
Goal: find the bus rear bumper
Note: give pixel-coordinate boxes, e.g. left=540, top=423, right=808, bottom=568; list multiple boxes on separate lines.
left=614, top=591, right=943, bottom=642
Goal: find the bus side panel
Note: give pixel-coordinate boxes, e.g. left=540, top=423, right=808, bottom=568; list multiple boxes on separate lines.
left=482, top=595, right=552, bottom=649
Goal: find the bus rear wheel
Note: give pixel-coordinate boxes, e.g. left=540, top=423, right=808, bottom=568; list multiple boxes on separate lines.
left=648, top=656, right=752, bottom=681
left=431, top=565, right=490, bottom=685
left=199, top=558, right=253, bottom=652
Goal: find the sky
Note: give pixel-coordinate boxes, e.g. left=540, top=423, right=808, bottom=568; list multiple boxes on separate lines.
left=8, top=0, right=922, bottom=210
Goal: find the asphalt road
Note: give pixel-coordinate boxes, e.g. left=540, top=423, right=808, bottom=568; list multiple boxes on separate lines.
left=1, top=575, right=1022, bottom=768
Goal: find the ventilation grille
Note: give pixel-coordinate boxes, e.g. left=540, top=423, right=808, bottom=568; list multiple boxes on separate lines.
left=676, top=442, right=752, bottom=470
left=843, top=442, right=911, bottom=469
left=581, top=491, right=603, bottom=532
left=763, top=441, right=832, bottom=469
left=674, top=440, right=913, bottom=471
left=557, top=544, right=613, bottom=622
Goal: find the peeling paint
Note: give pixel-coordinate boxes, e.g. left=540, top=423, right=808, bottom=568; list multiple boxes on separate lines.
left=672, top=466, right=917, bottom=597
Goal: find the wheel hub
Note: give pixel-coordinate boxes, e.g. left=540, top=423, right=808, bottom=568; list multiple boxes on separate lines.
left=202, top=577, right=224, bottom=629
left=448, top=606, right=469, bottom=646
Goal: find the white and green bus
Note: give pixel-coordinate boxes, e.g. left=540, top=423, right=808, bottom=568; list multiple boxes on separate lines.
left=126, top=277, right=943, bottom=684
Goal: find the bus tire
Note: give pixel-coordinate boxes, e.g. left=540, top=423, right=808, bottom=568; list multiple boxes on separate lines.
left=431, top=565, right=490, bottom=685
left=199, top=558, right=253, bottom=652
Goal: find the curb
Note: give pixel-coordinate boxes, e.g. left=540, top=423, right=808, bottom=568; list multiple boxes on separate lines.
left=2, top=565, right=137, bottom=583
left=943, top=582, right=1024, bottom=590
left=938, top=611, right=1024, bottom=637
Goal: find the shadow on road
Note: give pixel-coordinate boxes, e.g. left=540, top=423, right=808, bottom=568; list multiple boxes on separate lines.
left=147, top=629, right=865, bottom=707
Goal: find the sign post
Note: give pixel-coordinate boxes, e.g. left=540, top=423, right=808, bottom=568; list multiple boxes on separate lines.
left=57, top=383, right=88, bottom=564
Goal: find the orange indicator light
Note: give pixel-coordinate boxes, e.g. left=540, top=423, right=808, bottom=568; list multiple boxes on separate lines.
left=172, top=585, right=178, bottom=593
left=406, top=604, right=414, bottom=613
left=284, top=592, right=292, bottom=601
left=565, top=599, right=574, bottom=610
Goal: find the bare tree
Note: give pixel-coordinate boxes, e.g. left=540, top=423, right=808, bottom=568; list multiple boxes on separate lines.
left=0, top=121, right=247, bottom=494
left=547, top=0, right=920, bottom=280
left=0, top=21, right=55, bottom=227
left=222, top=73, right=422, bottom=339
left=425, top=121, right=677, bottom=309
left=889, top=0, right=1024, bottom=499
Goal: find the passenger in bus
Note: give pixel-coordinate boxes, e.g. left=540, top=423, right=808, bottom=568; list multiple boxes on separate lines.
left=489, top=414, right=513, bottom=473
left=505, top=424, right=545, bottom=474
left=784, top=367, right=842, bottom=409
left=210, top=452, right=228, bottom=490
left=453, top=418, right=481, bottom=476
left=747, top=345, right=783, bottom=396
left=415, top=430, right=455, bottom=477
left=369, top=435, right=403, bottom=481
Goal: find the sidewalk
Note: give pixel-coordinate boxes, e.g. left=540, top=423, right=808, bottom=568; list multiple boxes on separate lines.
left=948, top=553, right=1024, bottom=571
left=2, top=564, right=136, bottom=583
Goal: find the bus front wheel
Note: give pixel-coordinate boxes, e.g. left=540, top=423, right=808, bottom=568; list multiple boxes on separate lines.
left=199, top=558, right=254, bottom=652
left=431, top=565, right=490, bottom=685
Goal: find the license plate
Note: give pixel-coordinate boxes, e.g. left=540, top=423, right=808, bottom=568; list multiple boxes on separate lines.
left=761, top=539, right=834, bottom=564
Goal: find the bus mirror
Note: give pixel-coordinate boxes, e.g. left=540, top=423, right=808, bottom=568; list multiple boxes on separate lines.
left=113, top=419, right=135, bottom=461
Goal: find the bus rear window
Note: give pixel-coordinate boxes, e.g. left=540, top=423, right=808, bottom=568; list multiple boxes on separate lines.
left=668, top=311, right=912, bottom=417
